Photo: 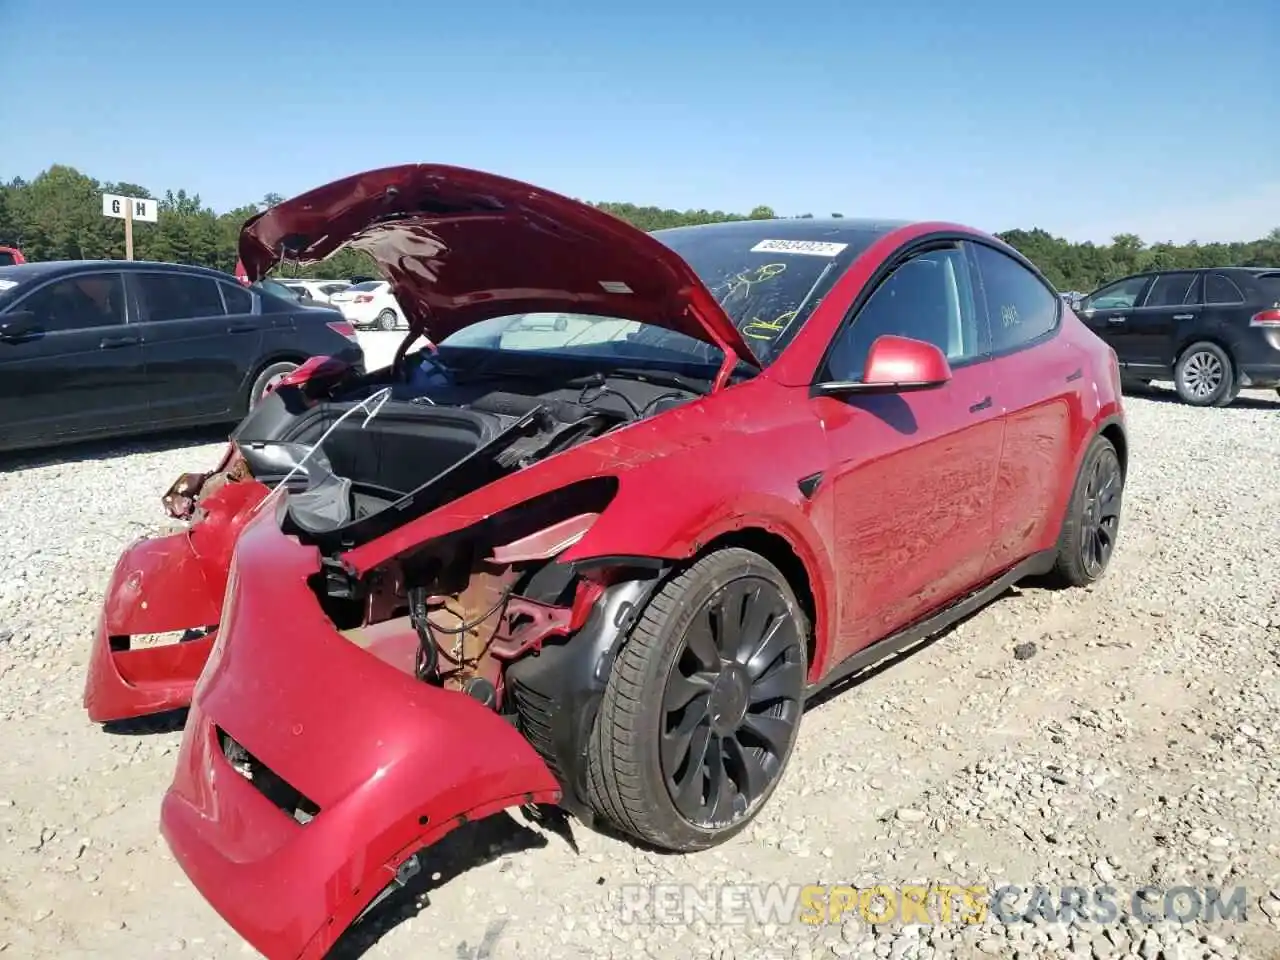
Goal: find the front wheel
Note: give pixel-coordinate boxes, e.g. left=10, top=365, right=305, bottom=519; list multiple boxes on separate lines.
left=376, top=309, right=398, bottom=331
left=585, top=548, right=808, bottom=852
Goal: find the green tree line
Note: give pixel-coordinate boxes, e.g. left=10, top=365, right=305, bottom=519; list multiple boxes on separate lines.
left=2, top=165, right=1277, bottom=293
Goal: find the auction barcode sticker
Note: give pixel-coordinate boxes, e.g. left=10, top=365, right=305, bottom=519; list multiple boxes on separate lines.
left=750, top=239, right=848, bottom=257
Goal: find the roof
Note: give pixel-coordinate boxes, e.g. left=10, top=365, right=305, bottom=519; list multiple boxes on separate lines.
left=0, top=259, right=241, bottom=286
left=651, top=216, right=912, bottom=246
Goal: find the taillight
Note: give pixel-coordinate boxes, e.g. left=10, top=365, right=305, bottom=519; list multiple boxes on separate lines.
left=326, top=321, right=358, bottom=341
left=354, top=294, right=374, bottom=303
left=1250, top=308, right=1280, bottom=327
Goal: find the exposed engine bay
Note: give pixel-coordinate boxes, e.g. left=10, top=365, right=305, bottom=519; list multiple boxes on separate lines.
left=160, top=346, right=701, bottom=764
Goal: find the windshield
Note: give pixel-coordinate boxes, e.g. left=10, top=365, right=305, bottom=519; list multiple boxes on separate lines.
left=656, top=228, right=861, bottom=362
left=0, top=252, right=16, bottom=268
left=439, top=225, right=881, bottom=368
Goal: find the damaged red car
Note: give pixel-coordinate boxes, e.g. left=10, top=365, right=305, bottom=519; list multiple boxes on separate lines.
left=88, top=163, right=1127, bottom=957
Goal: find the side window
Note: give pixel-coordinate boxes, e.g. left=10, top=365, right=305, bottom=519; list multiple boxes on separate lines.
left=1085, top=276, right=1149, bottom=310
left=971, top=243, right=1059, bottom=353
left=1182, top=273, right=1203, bottom=305
left=135, top=273, right=227, bottom=321
left=16, top=274, right=126, bottom=331
left=1143, top=272, right=1198, bottom=308
left=220, top=281, right=253, bottom=314
left=1205, top=273, right=1244, bottom=305
left=824, top=247, right=985, bottom=382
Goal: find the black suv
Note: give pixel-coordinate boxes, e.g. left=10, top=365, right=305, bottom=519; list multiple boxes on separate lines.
left=1076, top=266, right=1280, bottom=406
left=0, top=260, right=366, bottom=454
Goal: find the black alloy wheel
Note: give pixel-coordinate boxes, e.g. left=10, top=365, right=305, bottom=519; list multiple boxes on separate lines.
left=584, top=548, right=809, bottom=852
left=1079, top=444, right=1122, bottom=579
left=660, top=576, right=805, bottom=827
left=1046, top=434, right=1124, bottom=588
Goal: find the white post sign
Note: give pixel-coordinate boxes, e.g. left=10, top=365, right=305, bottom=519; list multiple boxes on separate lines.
left=101, top=193, right=158, bottom=260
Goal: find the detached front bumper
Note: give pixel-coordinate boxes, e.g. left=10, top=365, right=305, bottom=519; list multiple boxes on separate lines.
left=160, top=508, right=561, bottom=959
left=84, top=478, right=269, bottom=723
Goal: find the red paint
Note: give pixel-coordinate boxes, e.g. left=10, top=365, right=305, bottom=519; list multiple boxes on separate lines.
left=80, top=165, right=1126, bottom=958
left=0, top=246, right=25, bottom=266
left=83, top=479, right=269, bottom=722
left=160, top=509, right=560, bottom=959
left=861, top=334, right=953, bottom=386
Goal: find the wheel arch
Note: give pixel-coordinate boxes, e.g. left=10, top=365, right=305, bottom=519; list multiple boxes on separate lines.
left=693, top=527, right=821, bottom=675
left=1098, top=417, right=1128, bottom=480
left=240, top=352, right=310, bottom=410
left=1174, top=334, right=1236, bottom=374
left=564, top=489, right=837, bottom=684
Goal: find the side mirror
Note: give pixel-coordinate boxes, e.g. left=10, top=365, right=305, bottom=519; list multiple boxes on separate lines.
left=814, top=334, right=952, bottom=396
left=0, top=309, right=38, bottom=342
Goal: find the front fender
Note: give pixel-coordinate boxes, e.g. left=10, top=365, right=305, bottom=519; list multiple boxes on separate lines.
left=561, top=477, right=838, bottom=678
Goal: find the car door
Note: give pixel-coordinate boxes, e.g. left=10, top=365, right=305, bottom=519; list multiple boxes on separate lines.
left=128, top=271, right=265, bottom=422
left=0, top=271, right=148, bottom=448
left=1076, top=274, right=1153, bottom=365
left=813, top=242, right=1002, bottom=660
left=1124, top=270, right=1203, bottom=371
left=968, top=241, right=1084, bottom=575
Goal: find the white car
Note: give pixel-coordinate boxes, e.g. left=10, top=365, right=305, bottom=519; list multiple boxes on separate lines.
left=279, top=279, right=352, bottom=304
left=328, top=280, right=406, bottom=330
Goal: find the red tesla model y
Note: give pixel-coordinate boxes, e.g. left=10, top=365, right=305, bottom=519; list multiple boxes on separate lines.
left=83, top=164, right=1126, bottom=958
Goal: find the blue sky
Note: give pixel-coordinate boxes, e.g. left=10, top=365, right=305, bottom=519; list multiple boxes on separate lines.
left=2, top=0, right=1277, bottom=244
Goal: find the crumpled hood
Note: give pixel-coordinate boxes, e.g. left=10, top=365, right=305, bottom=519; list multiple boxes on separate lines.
left=237, top=163, right=758, bottom=364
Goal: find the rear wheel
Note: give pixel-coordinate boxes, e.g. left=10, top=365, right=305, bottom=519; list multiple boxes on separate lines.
left=1046, top=434, right=1123, bottom=588
left=376, top=309, right=397, bottom=331
left=585, top=548, right=808, bottom=852
left=1174, top=341, right=1234, bottom=406
left=247, top=361, right=298, bottom=411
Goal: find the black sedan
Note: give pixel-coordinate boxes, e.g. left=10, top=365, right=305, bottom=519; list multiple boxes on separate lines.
left=0, top=260, right=366, bottom=454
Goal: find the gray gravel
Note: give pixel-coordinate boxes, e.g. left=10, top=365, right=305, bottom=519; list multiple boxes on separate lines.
left=1, top=371, right=1278, bottom=960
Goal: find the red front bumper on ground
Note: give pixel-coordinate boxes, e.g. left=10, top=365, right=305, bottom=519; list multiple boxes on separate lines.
left=84, top=479, right=269, bottom=723
left=159, top=505, right=561, bottom=959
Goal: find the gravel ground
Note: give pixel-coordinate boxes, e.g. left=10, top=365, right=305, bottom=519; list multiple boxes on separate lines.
left=0, top=357, right=1278, bottom=960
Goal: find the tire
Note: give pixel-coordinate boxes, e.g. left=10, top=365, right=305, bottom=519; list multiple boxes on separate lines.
left=1173, top=341, right=1234, bottom=406
left=585, top=548, right=808, bottom=852
left=1045, top=434, right=1124, bottom=589
left=1212, top=381, right=1241, bottom=408
left=376, top=309, right=397, bottom=331
left=246, top=361, right=299, bottom=411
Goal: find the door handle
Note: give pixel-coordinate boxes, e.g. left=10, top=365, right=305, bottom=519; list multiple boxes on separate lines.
left=1107, top=316, right=1127, bottom=324
left=99, top=335, right=139, bottom=349
left=969, top=395, right=992, bottom=413
left=227, top=324, right=256, bottom=334
left=1173, top=313, right=1194, bottom=321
